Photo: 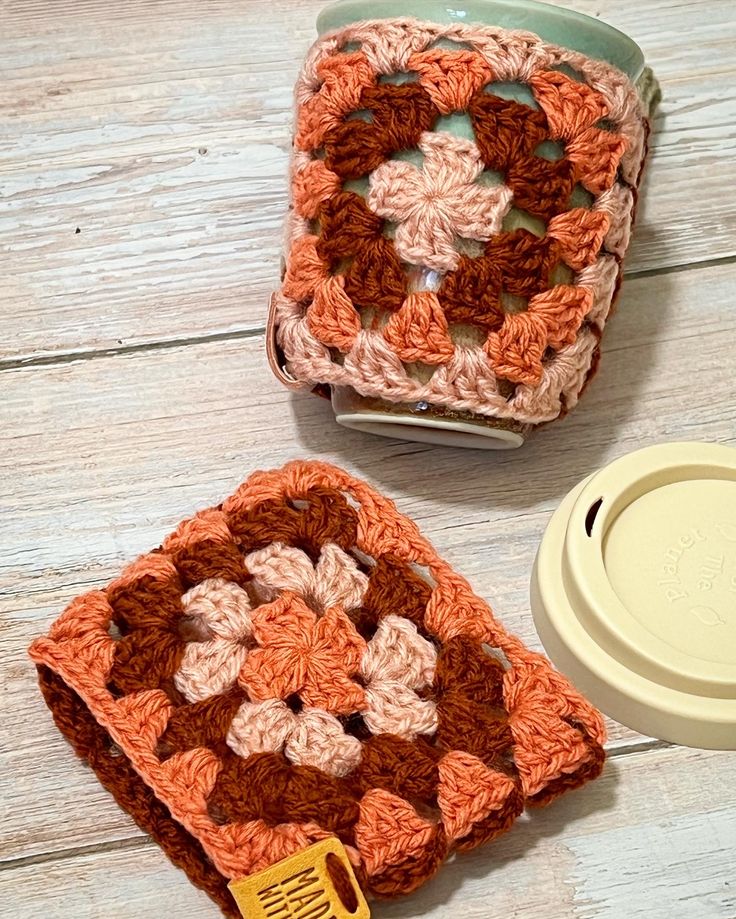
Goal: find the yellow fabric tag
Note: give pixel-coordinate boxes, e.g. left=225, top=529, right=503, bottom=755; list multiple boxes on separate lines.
left=228, top=837, right=370, bottom=919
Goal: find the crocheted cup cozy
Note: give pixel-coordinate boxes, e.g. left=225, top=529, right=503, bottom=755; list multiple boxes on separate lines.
left=271, top=17, right=656, bottom=438
left=30, top=461, right=605, bottom=916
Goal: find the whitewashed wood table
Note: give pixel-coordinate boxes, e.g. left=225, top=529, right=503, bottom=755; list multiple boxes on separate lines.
left=2, top=1, right=736, bottom=916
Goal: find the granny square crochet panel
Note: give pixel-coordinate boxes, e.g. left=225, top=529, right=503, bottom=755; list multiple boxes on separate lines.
left=274, top=19, right=651, bottom=426
left=31, top=461, right=605, bottom=917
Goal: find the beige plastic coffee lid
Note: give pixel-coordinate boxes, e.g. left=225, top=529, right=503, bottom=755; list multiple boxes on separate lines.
left=531, top=442, right=736, bottom=749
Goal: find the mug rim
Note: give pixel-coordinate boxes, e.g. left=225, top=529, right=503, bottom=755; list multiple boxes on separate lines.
left=317, top=0, right=645, bottom=80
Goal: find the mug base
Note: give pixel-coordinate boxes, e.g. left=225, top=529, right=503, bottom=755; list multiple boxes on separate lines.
left=335, top=412, right=524, bottom=449
left=331, top=387, right=527, bottom=449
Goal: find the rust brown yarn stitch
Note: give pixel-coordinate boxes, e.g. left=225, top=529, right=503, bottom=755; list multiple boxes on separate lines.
left=30, top=461, right=606, bottom=913
left=36, top=666, right=240, bottom=918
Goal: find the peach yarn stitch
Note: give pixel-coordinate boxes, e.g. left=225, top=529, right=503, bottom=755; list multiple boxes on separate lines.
left=367, top=132, right=513, bottom=272
left=30, top=461, right=606, bottom=913
left=274, top=18, right=653, bottom=426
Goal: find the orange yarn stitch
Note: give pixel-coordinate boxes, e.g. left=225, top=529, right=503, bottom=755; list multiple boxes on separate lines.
left=383, top=292, right=455, bottom=365
left=296, top=51, right=377, bottom=151
left=30, top=461, right=606, bottom=914
left=281, top=235, right=327, bottom=303
left=292, top=159, right=342, bottom=220
left=407, top=48, right=494, bottom=113
left=241, top=596, right=367, bottom=714
left=307, top=276, right=362, bottom=352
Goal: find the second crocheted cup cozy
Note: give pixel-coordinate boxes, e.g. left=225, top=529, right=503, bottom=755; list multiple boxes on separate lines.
left=30, top=461, right=605, bottom=917
left=271, top=17, right=655, bottom=441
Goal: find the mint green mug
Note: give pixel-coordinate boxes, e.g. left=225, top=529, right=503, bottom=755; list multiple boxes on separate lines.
left=271, top=1, right=658, bottom=449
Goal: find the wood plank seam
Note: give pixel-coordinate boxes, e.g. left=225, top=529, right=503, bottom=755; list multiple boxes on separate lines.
left=3, top=254, right=736, bottom=372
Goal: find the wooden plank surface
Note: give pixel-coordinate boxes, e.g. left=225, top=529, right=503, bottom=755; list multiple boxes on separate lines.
left=2, top=263, right=736, bottom=869
left=2, top=0, right=736, bottom=361
left=2, top=1, right=736, bottom=917
left=2, top=746, right=734, bottom=918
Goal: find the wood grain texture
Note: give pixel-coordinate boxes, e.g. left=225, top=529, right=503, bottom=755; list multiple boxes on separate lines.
left=2, top=263, right=736, bottom=871
left=3, top=2, right=736, bottom=916
left=1, top=746, right=734, bottom=918
left=1, top=0, right=735, bottom=361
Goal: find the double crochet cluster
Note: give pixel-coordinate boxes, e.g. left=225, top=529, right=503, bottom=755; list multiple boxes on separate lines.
left=274, top=18, right=650, bottom=425
left=31, top=461, right=605, bottom=917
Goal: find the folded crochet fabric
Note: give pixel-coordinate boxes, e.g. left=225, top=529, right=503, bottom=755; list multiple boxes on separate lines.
left=30, top=461, right=605, bottom=916
left=272, top=18, right=655, bottom=427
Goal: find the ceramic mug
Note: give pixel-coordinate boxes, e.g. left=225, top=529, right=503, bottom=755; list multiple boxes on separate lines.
left=269, top=0, right=658, bottom=448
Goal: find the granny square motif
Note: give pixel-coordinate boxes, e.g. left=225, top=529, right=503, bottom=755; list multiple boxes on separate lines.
left=274, top=18, right=654, bottom=426
left=31, top=461, right=605, bottom=916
